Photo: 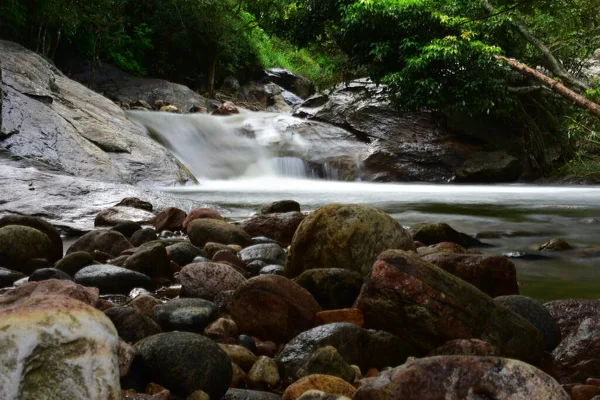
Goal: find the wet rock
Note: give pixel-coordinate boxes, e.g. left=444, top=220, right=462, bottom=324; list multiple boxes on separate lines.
left=129, top=294, right=162, bottom=319
left=166, top=242, right=205, bottom=267
left=246, top=260, right=267, bottom=275
left=231, top=363, right=247, bottom=388
left=295, top=346, right=355, bottom=383
left=115, top=197, right=154, bottom=212
left=119, top=340, right=136, bottom=377
left=259, top=265, right=284, bottom=275
left=0, top=225, right=53, bottom=271
left=53, top=251, right=95, bottom=275
left=182, top=208, right=224, bottom=232
left=153, top=298, right=218, bottom=333
left=95, top=207, right=155, bottom=227
left=75, top=264, right=152, bottom=294
left=239, top=244, right=287, bottom=265
left=455, top=151, right=521, bottom=182
left=282, top=374, right=356, bottom=400
left=130, top=229, right=159, bottom=247
left=0, top=294, right=120, bottom=400
left=213, top=250, right=246, bottom=270
left=188, top=219, right=252, bottom=248
left=213, top=101, right=240, bottom=115
left=263, top=68, right=315, bottom=99
left=251, top=236, right=280, bottom=245
left=427, top=339, right=500, bottom=357
left=247, top=356, right=280, bottom=389
left=420, top=253, right=519, bottom=297
left=0, top=267, right=26, bottom=288
left=354, top=250, right=544, bottom=363
left=105, top=306, right=162, bottom=343
left=220, top=344, right=258, bottom=371
left=293, top=269, right=363, bottom=310
left=205, top=317, right=238, bottom=339
left=221, top=389, right=282, bottom=400
left=285, top=204, right=414, bottom=279
left=297, top=390, right=351, bottom=400
left=132, top=331, right=232, bottom=398
left=204, top=242, right=231, bottom=258
left=238, top=334, right=257, bottom=352
left=0, top=278, right=99, bottom=306
left=111, top=221, right=145, bottom=238
left=539, top=238, right=573, bottom=252
left=571, top=385, right=600, bottom=400
left=180, top=262, right=246, bottom=300
left=353, top=356, right=568, bottom=400
left=67, top=230, right=132, bottom=258
left=227, top=275, right=321, bottom=343
left=544, top=299, right=600, bottom=339
left=0, top=215, right=63, bottom=262
left=552, top=318, right=600, bottom=384
left=153, top=207, right=186, bottom=233
left=315, top=309, right=364, bottom=327
left=241, top=212, right=305, bottom=247
left=412, top=223, right=484, bottom=248
left=276, top=323, right=418, bottom=385
left=29, top=267, right=73, bottom=282
left=259, top=200, right=301, bottom=215
left=495, top=295, right=561, bottom=351
left=159, top=105, right=178, bottom=113
left=124, top=243, right=170, bottom=278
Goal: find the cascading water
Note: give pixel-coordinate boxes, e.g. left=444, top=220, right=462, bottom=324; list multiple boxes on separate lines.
left=128, top=110, right=369, bottom=181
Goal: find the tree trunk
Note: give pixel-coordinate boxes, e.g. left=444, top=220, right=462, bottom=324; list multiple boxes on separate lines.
left=49, top=28, right=62, bottom=60
left=208, top=55, right=217, bottom=98
left=498, top=55, right=600, bottom=119
left=480, top=0, right=591, bottom=92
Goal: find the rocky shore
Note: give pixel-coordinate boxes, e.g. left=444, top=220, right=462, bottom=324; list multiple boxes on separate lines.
left=1, top=200, right=599, bottom=400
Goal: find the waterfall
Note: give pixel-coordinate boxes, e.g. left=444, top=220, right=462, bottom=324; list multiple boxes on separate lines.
left=128, top=110, right=369, bottom=181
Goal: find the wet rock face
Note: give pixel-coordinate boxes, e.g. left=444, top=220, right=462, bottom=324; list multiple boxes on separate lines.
left=285, top=204, right=415, bottom=279
left=544, top=299, right=600, bottom=339
left=353, top=356, right=568, bottom=400
left=551, top=318, right=600, bottom=384
left=0, top=294, right=121, bottom=400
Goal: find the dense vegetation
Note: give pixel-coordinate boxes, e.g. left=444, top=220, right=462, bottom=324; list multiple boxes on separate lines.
left=1, top=0, right=600, bottom=175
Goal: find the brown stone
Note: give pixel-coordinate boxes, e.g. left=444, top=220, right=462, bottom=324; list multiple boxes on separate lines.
left=0, top=279, right=99, bottom=307
left=153, top=207, right=186, bottom=232
left=315, top=309, right=364, bottom=327
left=246, top=356, right=280, bottom=389
left=188, top=219, right=252, bottom=248
left=180, top=262, right=246, bottom=300
left=256, top=340, right=278, bottom=358
left=219, top=344, right=258, bottom=371
left=231, top=363, right=246, bottom=388
left=187, top=390, right=210, bottom=400
left=213, top=250, right=246, bottom=270
left=119, top=340, right=136, bottom=377
left=427, top=338, right=500, bottom=357
left=95, top=206, right=156, bottom=227
left=115, top=197, right=153, bottom=211
left=545, top=299, right=600, bottom=339
left=212, top=101, right=240, bottom=115
left=241, top=212, right=305, bottom=246
left=364, top=368, right=379, bottom=378
left=552, top=318, right=600, bottom=384
left=571, top=385, right=600, bottom=400
left=282, top=374, right=356, bottom=400
left=587, top=378, right=600, bottom=387
left=146, top=383, right=169, bottom=396
left=183, top=208, right=224, bottom=232
left=205, top=317, right=238, bottom=339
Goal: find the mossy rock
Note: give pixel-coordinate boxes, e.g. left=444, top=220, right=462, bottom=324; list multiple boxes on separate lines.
left=188, top=219, right=251, bottom=248
left=0, top=225, right=53, bottom=272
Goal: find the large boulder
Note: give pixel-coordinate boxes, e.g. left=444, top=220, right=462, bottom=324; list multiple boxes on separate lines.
left=354, top=250, right=544, bottom=363
left=0, top=215, right=63, bottom=262
left=241, top=212, right=305, bottom=247
left=293, top=269, right=364, bottom=310
left=285, top=204, right=414, bottom=278
left=227, top=275, right=321, bottom=343
left=67, top=230, right=132, bottom=258
left=0, top=225, right=53, bottom=271
left=455, top=151, right=521, bottom=182
left=0, top=40, right=194, bottom=185
left=544, top=299, right=600, bottom=339
left=180, top=262, right=246, bottom=300
left=353, top=356, right=568, bottom=400
left=262, top=68, right=315, bottom=99
left=551, top=317, right=600, bottom=384
left=0, top=294, right=121, bottom=400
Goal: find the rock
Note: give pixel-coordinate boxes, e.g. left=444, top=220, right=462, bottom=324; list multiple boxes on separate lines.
left=247, top=356, right=280, bottom=389
left=276, top=323, right=418, bottom=385
left=0, top=294, right=120, bottom=399
left=282, top=374, right=356, bottom=400
left=455, top=151, right=522, bottom=182
left=213, top=250, right=246, bottom=270
left=129, top=294, right=163, bottom=319
left=159, top=105, right=178, bottom=113
left=205, top=317, right=238, bottom=339
left=165, top=242, right=204, bottom=267
left=213, top=101, right=240, bottom=115
left=221, top=76, right=241, bottom=93
left=204, top=242, right=232, bottom=258
left=539, top=238, right=573, bottom=251
left=238, top=334, right=258, bottom=352
left=239, top=244, right=287, bottom=265
left=571, top=385, right=600, bottom=400
left=0, top=278, right=99, bottom=306
left=124, top=243, right=170, bottom=278
left=420, top=253, right=519, bottom=297
left=75, top=264, right=152, bottom=294
left=95, top=207, right=155, bottom=227
left=285, top=204, right=415, bottom=278
left=188, top=219, right=252, bottom=248
left=180, top=262, right=247, bottom=300
left=29, top=267, right=73, bottom=281
left=132, top=331, right=232, bottom=398
left=0, top=267, right=26, bottom=288
left=295, top=346, right=355, bottom=383
left=259, top=200, right=301, bottom=215
left=315, top=309, right=364, bottom=327
left=221, top=389, right=282, bottom=400
left=231, top=363, right=247, bottom=388
left=262, top=68, right=315, bottom=99
left=0, top=40, right=194, bottom=185
left=259, top=265, right=284, bottom=275
left=153, top=207, right=186, bottom=232
left=293, top=269, right=364, bottom=310
left=552, top=318, right=600, bottom=384
left=246, top=260, right=267, bottom=275
left=297, top=390, right=351, bottom=400
left=219, top=344, right=258, bottom=371
left=115, top=198, right=154, bottom=212
left=111, top=221, right=145, bottom=238
left=182, top=208, right=224, bottom=232
left=67, top=230, right=132, bottom=258
left=413, top=223, right=484, bottom=248
left=241, top=212, right=305, bottom=247
left=354, top=250, right=544, bottom=363
left=53, top=251, right=95, bottom=275
left=495, top=295, right=561, bottom=351
left=0, top=215, right=63, bottom=262
left=0, top=225, right=53, bottom=272
left=227, top=275, right=321, bottom=343
left=130, top=229, right=159, bottom=247
left=119, top=340, right=136, bottom=377
left=427, top=339, right=501, bottom=357
left=544, top=299, right=600, bottom=339
left=353, top=356, right=568, bottom=400
left=105, top=306, right=162, bottom=343
left=153, top=298, right=218, bottom=333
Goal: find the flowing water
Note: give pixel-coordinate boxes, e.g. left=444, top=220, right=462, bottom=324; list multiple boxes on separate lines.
left=129, top=110, right=600, bottom=302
